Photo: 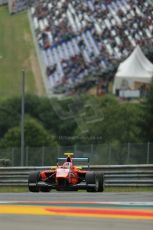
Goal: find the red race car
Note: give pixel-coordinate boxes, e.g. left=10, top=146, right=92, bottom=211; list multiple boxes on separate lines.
left=28, top=153, right=104, bottom=192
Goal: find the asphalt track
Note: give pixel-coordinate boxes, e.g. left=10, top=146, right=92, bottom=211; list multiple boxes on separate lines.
left=0, top=192, right=153, bottom=230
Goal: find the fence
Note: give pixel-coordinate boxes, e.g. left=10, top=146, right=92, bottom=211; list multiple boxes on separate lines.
left=0, top=143, right=153, bottom=167
left=0, top=165, right=152, bottom=187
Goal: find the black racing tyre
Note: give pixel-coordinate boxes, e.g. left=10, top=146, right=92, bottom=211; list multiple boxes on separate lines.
left=40, top=186, right=51, bottom=192
left=95, top=172, right=104, bottom=192
left=28, top=171, right=40, bottom=192
left=86, top=171, right=96, bottom=192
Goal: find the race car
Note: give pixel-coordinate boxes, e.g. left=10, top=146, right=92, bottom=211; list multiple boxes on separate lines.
left=28, top=153, right=104, bottom=192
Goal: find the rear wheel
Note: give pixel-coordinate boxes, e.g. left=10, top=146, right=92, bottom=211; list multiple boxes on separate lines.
left=28, top=171, right=40, bottom=192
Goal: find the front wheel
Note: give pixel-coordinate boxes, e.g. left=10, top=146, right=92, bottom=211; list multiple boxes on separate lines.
left=95, top=172, right=104, bottom=192
left=40, top=186, right=51, bottom=192
left=28, top=171, right=40, bottom=192
left=86, top=171, right=104, bottom=192
left=86, top=171, right=96, bottom=192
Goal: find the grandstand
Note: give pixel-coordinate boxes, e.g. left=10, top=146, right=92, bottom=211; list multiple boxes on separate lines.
left=0, top=0, right=153, bottom=96
left=29, top=0, right=153, bottom=95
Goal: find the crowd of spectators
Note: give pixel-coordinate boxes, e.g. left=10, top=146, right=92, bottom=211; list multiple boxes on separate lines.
left=29, top=0, right=153, bottom=94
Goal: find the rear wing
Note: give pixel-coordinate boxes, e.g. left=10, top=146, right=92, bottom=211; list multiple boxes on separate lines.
left=57, top=157, right=90, bottom=168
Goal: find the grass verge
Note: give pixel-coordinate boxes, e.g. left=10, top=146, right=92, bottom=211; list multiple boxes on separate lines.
left=0, top=186, right=28, bottom=192
left=105, top=187, right=153, bottom=192
left=0, top=7, right=44, bottom=98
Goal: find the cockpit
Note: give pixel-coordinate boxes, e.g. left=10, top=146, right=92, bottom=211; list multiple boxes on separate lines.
left=63, top=162, right=72, bottom=168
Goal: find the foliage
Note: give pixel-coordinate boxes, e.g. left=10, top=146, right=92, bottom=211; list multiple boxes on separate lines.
left=0, top=96, right=21, bottom=139
left=23, top=95, right=77, bottom=145
left=0, top=94, right=77, bottom=146
left=0, top=116, right=58, bottom=147
left=141, top=78, right=153, bottom=142
left=74, top=96, right=143, bottom=144
left=0, top=92, right=148, bottom=147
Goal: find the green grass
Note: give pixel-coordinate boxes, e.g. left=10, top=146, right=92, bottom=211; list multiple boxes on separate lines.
left=105, top=187, right=153, bottom=192
left=0, top=186, right=28, bottom=192
left=0, top=7, right=43, bottom=98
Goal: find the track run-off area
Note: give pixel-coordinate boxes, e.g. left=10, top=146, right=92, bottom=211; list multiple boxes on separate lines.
left=0, top=192, right=153, bottom=230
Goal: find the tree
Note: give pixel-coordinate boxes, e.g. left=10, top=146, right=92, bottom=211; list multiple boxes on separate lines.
left=0, top=94, right=77, bottom=145
left=0, top=117, right=58, bottom=147
left=74, top=95, right=142, bottom=144
left=34, top=96, right=77, bottom=145
left=0, top=93, right=144, bottom=147
left=0, top=96, right=21, bottom=138
left=142, top=78, right=153, bottom=142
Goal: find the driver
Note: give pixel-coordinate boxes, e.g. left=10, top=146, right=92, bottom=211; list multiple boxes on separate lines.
left=63, top=162, right=72, bottom=168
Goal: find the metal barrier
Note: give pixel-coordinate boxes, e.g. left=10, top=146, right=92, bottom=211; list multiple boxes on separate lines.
left=0, top=165, right=153, bottom=187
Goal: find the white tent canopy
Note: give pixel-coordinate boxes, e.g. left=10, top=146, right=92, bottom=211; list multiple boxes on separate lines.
left=113, top=46, right=153, bottom=93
